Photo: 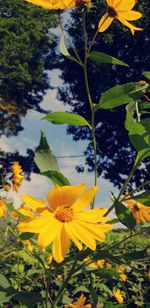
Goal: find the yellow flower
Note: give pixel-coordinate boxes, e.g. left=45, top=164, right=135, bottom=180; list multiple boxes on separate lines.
left=25, top=0, right=90, bottom=10
left=18, top=184, right=112, bottom=263
left=106, top=261, right=112, bottom=269
left=113, top=289, right=124, bottom=304
left=117, top=265, right=127, bottom=282
left=12, top=162, right=24, bottom=192
left=24, top=240, right=33, bottom=252
left=3, top=183, right=11, bottom=192
left=119, top=273, right=127, bottom=282
left=47, top=255, right=53, bottom=265
left=64, top=293, right=91, bottom=308
left=98, top=0, right=143, bottom=35
left=0, top=199, right=7, bottom=217
left=125, top=196, right=150, bottom=224
left=147, top=269, right=150, bottom=279
left=84, top=258, right=105, bottom=269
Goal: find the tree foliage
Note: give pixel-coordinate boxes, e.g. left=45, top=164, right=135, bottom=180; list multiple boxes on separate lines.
left=0, top=0, right=58, bottom=137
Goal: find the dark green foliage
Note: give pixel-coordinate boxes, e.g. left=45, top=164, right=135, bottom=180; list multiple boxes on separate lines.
left=0, top=0, right=58, bottom=136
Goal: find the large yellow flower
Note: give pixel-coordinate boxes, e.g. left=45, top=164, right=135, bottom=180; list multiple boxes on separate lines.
left=0, top=199, right=7, bottom=217
left=18, top=184, right=112, bottom=263
left=25, top=0, right=90, bottom=10
left=98, top=0, right=143, bottom=35
left=12, top=162, right=24, bottom=192
left=64, top=293, right=91, bottom=308
left=125, top=196, right=150, bottom=224
left=113, top=289, right=124, bottom=304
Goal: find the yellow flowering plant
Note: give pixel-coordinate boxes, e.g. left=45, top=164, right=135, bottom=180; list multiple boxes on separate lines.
left=1, top=0, right=150, bottom=307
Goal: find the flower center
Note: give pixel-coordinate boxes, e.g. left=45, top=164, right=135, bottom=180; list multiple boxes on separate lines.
left=55, top=205, right=73, bottom=222
left=108, top=6, right=117, bottom=17
left=133, top=204, right=140, bottom=211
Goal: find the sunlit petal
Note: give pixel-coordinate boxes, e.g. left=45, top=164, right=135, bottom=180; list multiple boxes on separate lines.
left=18, top=217, right=50, bottom=233
left=52, top=225, right=70, bottom=263
left=118, top=10, right=142, bottom=21
left=117, top=17, right=143, bottom=34
left=47, top=183, right=86, bottom=210
left=38, top=218, right=61, bottom=248
left=72, top=186, right=98, bottom=212
left=98, top=14, right=114, bottom=32
left=70, top=221, right=96, bottom=250
left=22, top=195, right=46, bottom=211
left=64, top=222, right=83, bottom=250
left=115, top=0, right=135, bottom=11
left=74, top=208, right=110, bottom=223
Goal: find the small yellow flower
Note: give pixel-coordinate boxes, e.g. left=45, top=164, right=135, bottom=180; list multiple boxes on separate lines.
left=97, top=259, right=105, bottom=269
left=12, top=162, right=24, bottom=192
left=0, top=199, right=7, bottom=217
left=125, top=196, right=150, bottom=224
left=117, top=265, right=127, bottom=282
left=113, top=289, right=124, bottom=304
left=84, top=258, right=105, bottom=269
left=47, top=255, right=53, bottom=265
left=106, top=261, right=112, bottom=269
left=119, top=273, right=127, bottom=282
left=147, top=269, right=150, bottom=279
left=25, top=0, right=91, bottom=10
left=98, top=0, right=143, bottom=35
left=3, top=183, right=11, bottom=192
left=24, top=240, right=33, bottom=252
left=18, top=184, right=112, bottom=263
left=64, top=293, right=91, bottom=308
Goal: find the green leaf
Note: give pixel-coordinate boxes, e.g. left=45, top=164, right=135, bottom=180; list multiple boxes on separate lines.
left=0, top=274, right=10, bottom=289
left=115, top=200, right=136, bottom=229
left=96, top=283, right=113, bottom=297
left=123, top=249, right=147, bottom=260
left=88, top=51, right=128, bottom=67
left=43, top=112, right=91, bottom=128
left=12, top=292, right=42, bottom=306
left=125, top=104, right=150, bottom=165
left=132, top=191, right=150, bottom=206
left=19, top=232, right=35, bottom=240
left=42, top=170, right=70, bottom=186
left=34, top=131, right=59, bottom=173
left=60, top=35, right=80, bottom=65
left=34, top=132, right=70, bottom=186
left=98, top=81, right=148, bottom=109
left=96, top=269, right=119, bottom=279
left=143, top=71, right=150, bottom=79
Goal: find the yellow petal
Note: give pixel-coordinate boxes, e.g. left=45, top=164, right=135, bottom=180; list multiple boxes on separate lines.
left=74, top=208, right=110, bottom=223
left=72, top=186, right=98, bottom=212
left=69, top=221, right=96, bottom=250
left=117, top=17, right=143, bottom=34
left=47, top=183, right=86, bottom=210
left=52, top=225, right=70, bottom=263
left=38, top=218, right=61, bottom=248
left=64, top=222, right=83, bottom=250
left=22, top=195, right=46, bottom=211
left=115, top=0, right=135, bottom=11
left=118, top=11, right=142, bottom=21
left=98, top=13, right=114, bottom=32
left=18, top=217, right=51, bottom=233
left=76, top=221, right=112, bottom=241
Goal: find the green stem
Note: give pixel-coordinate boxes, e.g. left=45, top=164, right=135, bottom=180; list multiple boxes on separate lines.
left=87, top=30, right=99, bottom=54
left=104, top=162, right=138, bottom=216
left=136, top=101, right=141, bottom=122
left=82, top=9, right=98, bottom=206
left=52, top=259, right=78, bottom=307
left=121, top=180, right=150, bottom=201
left=58, top=14, right=82, bottom=65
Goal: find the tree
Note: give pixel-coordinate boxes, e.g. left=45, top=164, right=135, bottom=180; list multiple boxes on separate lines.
left=0, top=0, right=58, bottom=137
left=57, top=0, right=150, bottom=188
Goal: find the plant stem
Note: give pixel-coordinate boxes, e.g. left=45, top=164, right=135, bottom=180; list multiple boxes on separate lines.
left=52, top=259, right=78, bottom=307
left=88, top=30, right=99, bottom=54
left=58, top=13, right=82, bottom=65
left=136, top=101, right=141, bottom=122
left=104, top=162, right=138, bottom=216
left=82, top=9, right=98, bottom=206
left=121, top=180, right=150, bottom=201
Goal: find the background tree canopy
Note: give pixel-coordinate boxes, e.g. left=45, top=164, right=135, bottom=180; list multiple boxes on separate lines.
left=0, top=0, right=149, bottom=188
left=0, top=0, right=58, bottom=137
left=58, top=0, right=150, bottom=188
